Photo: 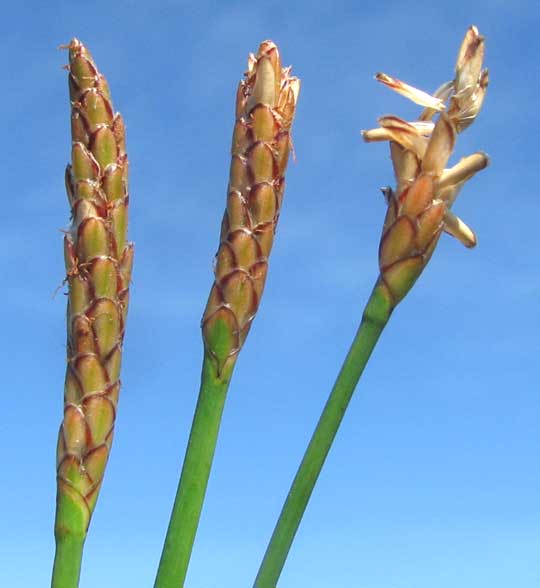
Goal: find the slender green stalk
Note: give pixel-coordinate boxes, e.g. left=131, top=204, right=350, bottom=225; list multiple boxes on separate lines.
left=51, top=532, right=85, bottom=588
left=253, top=284, right=391, bottom=588
left=154, top=41, right=299, bottom=587
left=155, top=355, right=231, bottom=588
left=255, top=26, right=488, bottom=588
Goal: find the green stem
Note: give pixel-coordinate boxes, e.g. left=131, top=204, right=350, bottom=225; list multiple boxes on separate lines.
left=253, top=283, right=392, bottom=588
left=154, top=353, right=232, bottom=588
left=51, top=532, right=85, bottom=588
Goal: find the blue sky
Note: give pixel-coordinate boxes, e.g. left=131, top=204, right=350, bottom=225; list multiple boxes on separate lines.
left=1, top=1, right=539, bottom=587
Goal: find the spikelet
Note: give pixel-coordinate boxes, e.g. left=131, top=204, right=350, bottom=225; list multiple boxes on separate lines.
left=202, top=41, right=300, bottom=375
left=363, top=26, right=489, bottom=305
left=55, top=39, right=133, bottom=538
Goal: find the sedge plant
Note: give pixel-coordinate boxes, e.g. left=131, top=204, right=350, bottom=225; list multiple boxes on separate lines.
left=253, top=26, right=489, bottom=588
left=52, top=40, right=133, bottom=588
left=154, top=41, right=300, bottom=588
left=48, top=26, right=491, bottom=588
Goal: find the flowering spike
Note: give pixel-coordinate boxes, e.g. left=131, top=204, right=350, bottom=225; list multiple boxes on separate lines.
left=54, top=39, right=132, bottom=557
left=365, top=27, right=489, bottom=305
left=155, top=42, right=299, bottom=588
left=202, top=41, right=299, bottom=375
